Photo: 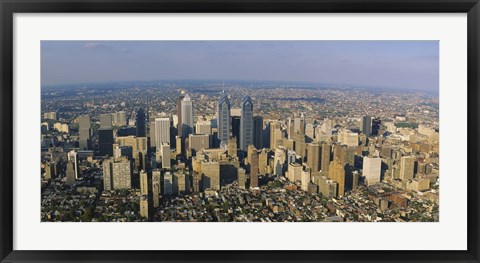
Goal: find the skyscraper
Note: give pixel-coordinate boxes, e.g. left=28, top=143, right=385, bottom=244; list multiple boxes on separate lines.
left=181, top=93, right=194, bottom=139
left=217, top=90, right=231, bottom=144
left=320, top=143, right=331, bottom=173
left=307, top=143, right=321, bottom=173
left=152, top=170, right=161, bottom=207
left=155, top=118, right=170, bottom=149
left=363, top=157, right=382, bottom=185
left=99, top=114, right=113, bottom=156
left=253, top=116, right=263, bottom=150
left=176, top=91, right=186, bottom=138
left=161, top=142, right=171, bottom=169
left=361, top=116, right=372, bottom=137
left=78, top=115, right=91, bottom=150
left=240, top=96, right=254, bottom=151
left=400, top=156, right=415, bottom=180
left=140, top=170, right=148, bottom=196
left=136, top=108, right=146, bottom=137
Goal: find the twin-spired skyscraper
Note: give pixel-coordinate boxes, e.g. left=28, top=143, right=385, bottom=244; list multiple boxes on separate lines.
left=240, top=96, right=254, bottom=151
left=217, top=90, right=231, bottom=145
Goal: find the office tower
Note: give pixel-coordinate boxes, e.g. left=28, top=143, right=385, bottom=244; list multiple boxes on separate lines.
left=67, top=150, right=78, bottom=179
left=294, top=115, right=305, bottom=135
left=53, top=122, right=69, bottom=133
left=287, top=149, right=297, bottom=164
left=112, top=158, right=132, bottom=189
left=196, top=120, right=212, bottom=135
left=231, top=116, right=241, bottom=147
left=328, top=160, right=346, bottom=196
left=259, top=149, right=268, bottom=174
left=116, top=136, right=148, bottom=171
left=250, top=173, right=259, bottom=188
left=175, top=136, right=182, bottom=156
left=150, top=121, right=156, bottom=149
left=294, top=140, right=306, bottom=160
left=155, top=118, right=170, bottom=149
left=201, top=160, right=220, bottom=190
left=136, top=108, right=146, bottom=137
left=363, top=157, right=382, bottom=185
left=273, top=147, right=286, bottom=176
left=180, top=93, right=194, bottom=139
left=321, top=143, right=331, bottom=173
left=66, top=159, right=76, bottom=186
left=287, top=117, right=294, bottom=139
left=100, top=114, right=112, bottom=128
left=217, top=90, right=231, bottom=144
left=164, top=171, right=173, bottom=195
left=176, top=91, right=186, bottom=137
left=103, top=159, right=113, bottom=191
left=173, top=171, right=188, bottom=195
left=140, top=170, right=148, bottom=195
left=361, top=116, right=372, bottom=137
left=301, top=170, right=311, bottom=191
left=240, top=96, right=254, bottom=151
left=78, top=115, right=91, bottom=150
left=287, top=163, right=302, bottom=182
left=253, top=116, right=263, bottom=149
left=152, top=170, right=161, bottom=208
left=338, top=129, right=359, bottom=147
left=238, top=167, right=246, bottom=189
left=161, top=142, right=171, bottom=169
left=139, top=196, right=149, bottom=218
left=249, top=149, right=259, bottom=178
left=319, top=176, right=338, bottom=198
left=44, top=162, right=55, bottom=180
left=305, top=123, right=314, bottom=141
left=352, top=171, right=359, bottom=190
left=320, top=118, right=333, bottom=135
left=192, top=172, right=201, bottom=192
left=400, top=156, right=415, bottom=180
left=112, top=111, right=127, bottom=126
left=98, top=128, right=114, bottom=156
left=270, top=121, right=282, bottom=150
left=372, top=118, right=381, bottom=136
left=227, top=137, right=237, bottom=157
left=189, top=134, right=210, bottom=155
left=306, top=143, right=321, bottom=173
left=43, top=111, right=57, bottom=120
left=283, top=138, right=294, bottom=151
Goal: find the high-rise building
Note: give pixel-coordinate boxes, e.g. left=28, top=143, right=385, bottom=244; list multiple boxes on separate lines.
left=258, top=149, right=268, bottom=175
left=363, top=157, right=382, bottom=185
left=320, top=143, right=331, bottom=173
left=140, top=170, right=148, bottom=196
left=319, top=175, right=338, bottom=198
left=361, top=116, right=372, bottom=137
left=400, top=156, right=415, bottom=180
left=155, top=118, right=170, bottom=149
left=273, top=147, right=286, bottom=176
left=78, top=115, right=91, bottom=150
left=103, top=157, right=132, bottom=190
left=181, top=93, right=194, bottom=139
left=43, top=111, right=57, bottom=120
left=98, top=127, right=114, bottom=156
left=238, top=167, right=246, bottom=189
left=227, top=137, right=237, bottom=157
left=217, top=90, right=231, bottom=144
left=67, top=150, right=78, bottom=179
left=136, top=108, right=146, bottom=137
left=160, top=142, right=171, bottom=169
left=176, top=91, right=186, bottom=137
left=301, top=170, right=311, bottom=191
left=270, top=121, right=282, bottom=150
left=189, top=134, right=210, bottom=155
left=328, top=160, right=346, bottom=196
left=139, top=196, right=149, bottom=218
left=307, top=143, right=321, bottom=173
left=201, top=160, right=220, bottom=190
left=338, top=129, right=359, bottom=147
left=253, top=116, right=263, bottom=150
left=164, top=171, right=173, bottom=195
left=99, top=114, right=112, bottom=128
left=240, top=96, right=254, bottom=151
left=287, top=163, right=302, bottom=182
left=173, top=171, right=189, bottom=195
left=231, top=116, right=241, bottom=148
left=112, top=111, right=127, bottom=126
left=66, top=159, right=76, bottom=186
left=152, top=170, right=161, bottom=207
left=196, top=120, right=212, bottom=135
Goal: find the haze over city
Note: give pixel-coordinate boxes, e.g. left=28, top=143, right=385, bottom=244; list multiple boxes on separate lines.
left=41, top=41, right=439, bottom=92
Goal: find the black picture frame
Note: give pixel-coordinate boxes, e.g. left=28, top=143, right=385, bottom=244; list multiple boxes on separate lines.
left=1, top=0, right=479, bottom=262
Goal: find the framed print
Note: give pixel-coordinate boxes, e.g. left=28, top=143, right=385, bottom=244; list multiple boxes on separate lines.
left=1, top=0, right=479, bottom=262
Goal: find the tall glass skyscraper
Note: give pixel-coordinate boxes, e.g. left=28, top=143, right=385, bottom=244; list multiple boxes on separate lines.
left=217, top=90, right=230, bottom=145
left=136, top=108, right=146, bottom=137
left=181, top=93, right=194, bottom=139
left=240, top=96, right=253, bottom=151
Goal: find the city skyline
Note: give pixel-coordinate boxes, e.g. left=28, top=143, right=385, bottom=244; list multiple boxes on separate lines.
left=41, top=41, right=439, bottom=91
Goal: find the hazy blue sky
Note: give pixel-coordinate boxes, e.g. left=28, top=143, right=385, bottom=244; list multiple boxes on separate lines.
left=41, top=41, right=439, bottom=91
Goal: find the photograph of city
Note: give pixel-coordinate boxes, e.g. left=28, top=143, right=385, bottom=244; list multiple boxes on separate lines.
left=41, top=41, right=439, bottom=222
